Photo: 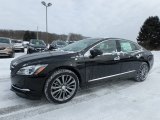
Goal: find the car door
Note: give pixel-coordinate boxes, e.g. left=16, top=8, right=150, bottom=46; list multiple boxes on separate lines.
left=117, top=40, right=142, bottom=77
left=84, top=40, right=121, bottom=82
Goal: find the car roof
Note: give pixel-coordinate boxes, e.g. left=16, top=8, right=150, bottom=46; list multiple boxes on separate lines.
left=0, top=37, right=10, bottom=40
left=91, top=38, right=135, bottom=43
left=52, top=40, right=66, bottom=42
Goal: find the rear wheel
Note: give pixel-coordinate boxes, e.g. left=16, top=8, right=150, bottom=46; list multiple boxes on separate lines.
left=134, top=62, right=149, bottom=82
left=44, top=69, right=79, bottom=104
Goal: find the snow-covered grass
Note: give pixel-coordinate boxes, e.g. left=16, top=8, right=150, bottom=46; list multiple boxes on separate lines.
left=0, top=51, right=160, bottom=120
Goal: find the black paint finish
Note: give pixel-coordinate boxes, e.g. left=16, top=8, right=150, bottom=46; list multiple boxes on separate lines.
left=10, top=38, right=154, bottom=98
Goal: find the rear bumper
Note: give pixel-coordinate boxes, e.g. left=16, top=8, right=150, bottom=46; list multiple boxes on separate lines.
left=148, top=54, right=154, bottom=70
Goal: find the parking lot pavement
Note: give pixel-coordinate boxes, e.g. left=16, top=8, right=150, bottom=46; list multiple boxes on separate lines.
left=0, top=51, right=160, bottom=120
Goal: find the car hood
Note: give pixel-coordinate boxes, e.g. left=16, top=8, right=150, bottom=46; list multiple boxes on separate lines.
left=12, top=51, right=76, bottom=65
left=57, top=45, right=66, bottom=48
left=30, top=45, right=46, bottom=48
left=0, top=43, right=11, bottom=48
left=14, top=43, right=23, bottom=46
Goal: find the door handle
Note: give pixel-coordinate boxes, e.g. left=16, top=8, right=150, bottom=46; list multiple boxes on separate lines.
left=116, top=51, right=128, bottom=56
left=114, top=56, right=120, bottom=61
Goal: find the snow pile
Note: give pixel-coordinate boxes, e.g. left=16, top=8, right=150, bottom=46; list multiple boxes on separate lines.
left=0, top=51, right=160, bottom=120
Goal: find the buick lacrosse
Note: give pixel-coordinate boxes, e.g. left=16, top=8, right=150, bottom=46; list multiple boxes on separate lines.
left=10, top=38, right=154, bottom=103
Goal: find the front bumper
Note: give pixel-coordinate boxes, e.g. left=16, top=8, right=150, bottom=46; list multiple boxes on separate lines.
left=11, top=75, right=47, bottom=99
left=28, top=48, right=46, bottom=54
left=14, top=47, right=24, bottom=51
left=11, top=85, right=41, bottom=99
left=0, top=50, right=12, bottom=56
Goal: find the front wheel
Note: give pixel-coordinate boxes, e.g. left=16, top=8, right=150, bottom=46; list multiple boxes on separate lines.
left=44, top=69, right=79, bottom=104
left=134, top=62, right=149, bottom=82
left=9, top=52, right=15, bottom=58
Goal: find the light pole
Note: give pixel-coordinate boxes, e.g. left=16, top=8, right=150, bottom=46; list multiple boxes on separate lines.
left=41, top=1, right=52, bottom=44
left=37, top=26, right=39, bottom=40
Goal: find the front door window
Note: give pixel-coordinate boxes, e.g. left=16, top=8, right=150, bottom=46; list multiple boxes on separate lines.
left=94, top=40, right=117, bottom=54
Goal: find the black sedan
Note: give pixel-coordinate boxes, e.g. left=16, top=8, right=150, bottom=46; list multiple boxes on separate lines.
left=27, top=39, right=47, bottom=54
left=49, top=40, right=68, bottom=50
left=10, top=38, right=154, bottom=103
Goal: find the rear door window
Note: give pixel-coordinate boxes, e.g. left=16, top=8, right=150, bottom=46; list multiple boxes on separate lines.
left=119, top=40, right=140, bottom=52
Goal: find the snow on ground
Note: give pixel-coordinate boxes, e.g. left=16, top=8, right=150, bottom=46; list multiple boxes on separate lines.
left=0, top=51, right=26, bottom=79
left=0, top=51, right=160, bottom=120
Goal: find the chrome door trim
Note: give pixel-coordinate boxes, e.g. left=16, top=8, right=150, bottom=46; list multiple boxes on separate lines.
left=88, top=70, right=136, bottom=82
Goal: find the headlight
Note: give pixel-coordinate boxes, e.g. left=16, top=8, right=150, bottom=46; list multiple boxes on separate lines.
left=17, top=64, right=48, bottom=75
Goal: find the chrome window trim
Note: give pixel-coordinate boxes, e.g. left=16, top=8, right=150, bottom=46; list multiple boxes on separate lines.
left=88, top=70, right=136, bottom=82
left=116, top=49, right=143, bottom=56
left=84, top=39, right=117, bottom=57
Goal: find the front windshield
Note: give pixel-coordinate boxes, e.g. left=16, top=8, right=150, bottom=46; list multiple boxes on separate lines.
left=60, top=38, right=100, bottom=52
left=0, top=38, right=10, bottom=44
left=12, top=40, right=22, bottom=44
left=57, top=41, right=67, bottom=46
left=30, top=40, right=46, bottom=46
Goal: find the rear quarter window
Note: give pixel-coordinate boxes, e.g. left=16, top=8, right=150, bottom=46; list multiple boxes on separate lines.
left=130, top=42, right=140, bottom=51
left=119, top=40, right=141, bottom=52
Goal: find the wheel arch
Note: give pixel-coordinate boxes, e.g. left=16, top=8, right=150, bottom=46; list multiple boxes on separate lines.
left=47, top=66, right=83, bottom=88
left=140, top=55, right=150, bottom=70
left=142, top=60, right=150, bottom=70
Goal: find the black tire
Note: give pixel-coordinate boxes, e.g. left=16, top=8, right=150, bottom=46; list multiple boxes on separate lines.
left=134, top=62, right=149, bottom=82
left=44, top=69, right=79, bottom=104
left=21, top=48, right=24, bottom=52
left=27, top=50, right=30, bottom=54
left=9, top=52, right=15, bottom=58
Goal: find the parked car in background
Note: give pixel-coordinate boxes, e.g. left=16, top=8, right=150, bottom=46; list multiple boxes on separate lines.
left=49, top=40, right=68, bottom=50
left=11, top=39, right=24, bottom=52
left=67, top=41, right=76, bottom=44
left=0, top=37, right=15, bottom=58
left=27, top=39, right=47, bottom=54
left=23, top=41, right=29, bottom=48
left=10, top=38, right=154, bottom=103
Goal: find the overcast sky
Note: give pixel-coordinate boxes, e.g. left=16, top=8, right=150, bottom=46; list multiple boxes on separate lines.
left=0, top=0, right=160, bottom=41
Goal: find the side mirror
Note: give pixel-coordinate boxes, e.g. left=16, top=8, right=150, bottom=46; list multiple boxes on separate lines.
left=90, top=49, right=103, bottom=58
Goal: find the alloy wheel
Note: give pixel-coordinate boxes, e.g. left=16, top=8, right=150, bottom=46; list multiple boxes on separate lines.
left=50, top=75, right=77, bottom=102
